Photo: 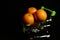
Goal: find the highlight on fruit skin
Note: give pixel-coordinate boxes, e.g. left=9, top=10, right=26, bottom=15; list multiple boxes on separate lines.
left=27, top=7, right=37, bottom=14
left=23, top=13, right=34, bottom=26
left=36, top=9, right=47, bottom=21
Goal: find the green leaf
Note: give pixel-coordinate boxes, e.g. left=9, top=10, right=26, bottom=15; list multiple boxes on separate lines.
left=23, top=27, right=26, bottom=33
left=21, top=22, right=26, bottom=33
left=51, top=11, right=56, bottom=16
left=41, top=6, right=45, bottom=10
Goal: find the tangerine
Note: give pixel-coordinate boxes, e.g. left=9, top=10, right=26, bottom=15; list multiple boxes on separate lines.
left=23, top=13, right=34, bottom=25
left=36, top=9, right=47, bottom=21
left=28, top=7, right=37, bottom=14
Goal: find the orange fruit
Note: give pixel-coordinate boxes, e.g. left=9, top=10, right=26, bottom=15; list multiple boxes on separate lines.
left=23, top=13, right=34, bottom=25
left=36, top=9, right=47, bottom=21
left=28, top=7, right=37, bottom=14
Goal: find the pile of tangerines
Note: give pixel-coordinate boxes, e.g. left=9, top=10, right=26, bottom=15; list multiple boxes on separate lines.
left=22, top=7, right=47, bottom=26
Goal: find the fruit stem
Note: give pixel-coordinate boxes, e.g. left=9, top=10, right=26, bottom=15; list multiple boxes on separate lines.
left=44, top=8, right=53, bottom=12
left=41, top=6, right=56, bottom=16
left=45, top=8, right=56, bottom=16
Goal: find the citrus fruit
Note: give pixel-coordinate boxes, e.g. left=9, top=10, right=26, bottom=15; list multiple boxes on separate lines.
left=28, top=7, right=37, bottom=14
left=36, top=9, right=47, bottom=21
left=23, top=13, right=34, bottom=25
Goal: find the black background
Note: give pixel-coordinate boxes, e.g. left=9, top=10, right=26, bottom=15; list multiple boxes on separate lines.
left=8, top=0, right=59, bottom=40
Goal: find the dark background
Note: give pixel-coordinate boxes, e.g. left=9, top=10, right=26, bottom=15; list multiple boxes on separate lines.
left=8, top=0, right=59, bottom=40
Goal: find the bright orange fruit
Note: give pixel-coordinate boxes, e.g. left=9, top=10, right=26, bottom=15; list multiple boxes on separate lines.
left=36, top=9, right=47, bottom=21
left=23, top=13, right=34, bottom=25
left=28, top=7, right=37, bottom=14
